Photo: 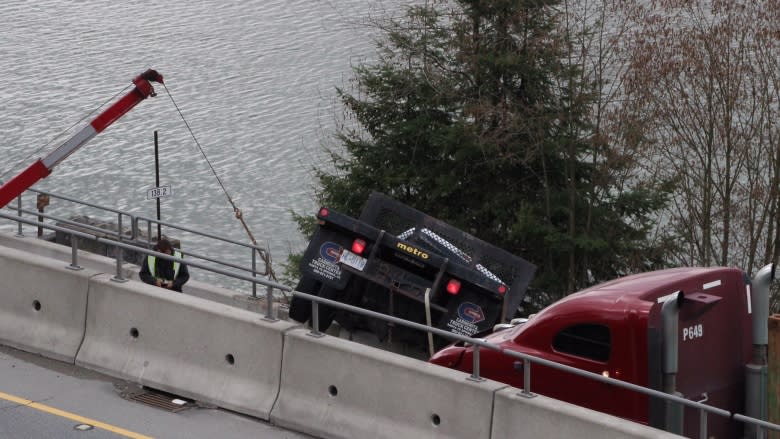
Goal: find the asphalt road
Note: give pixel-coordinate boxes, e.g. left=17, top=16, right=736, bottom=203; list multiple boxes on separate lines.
left=0, top=345, right=314, bottom=439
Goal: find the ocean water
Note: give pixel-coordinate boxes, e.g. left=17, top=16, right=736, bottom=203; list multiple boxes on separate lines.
left=0, top=0, right=408, bottom=291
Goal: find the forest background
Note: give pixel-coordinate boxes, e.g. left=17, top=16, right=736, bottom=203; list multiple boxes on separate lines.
left=289, top=0, right=780, bottom=312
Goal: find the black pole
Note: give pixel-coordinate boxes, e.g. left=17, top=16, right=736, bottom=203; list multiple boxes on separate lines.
left=154, top=131, right=162, bottom=241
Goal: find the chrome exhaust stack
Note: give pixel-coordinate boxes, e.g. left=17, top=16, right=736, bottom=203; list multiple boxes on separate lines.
left=746, top=263, right=775, bottom=438
left=661, top=291, right=684, bottom=434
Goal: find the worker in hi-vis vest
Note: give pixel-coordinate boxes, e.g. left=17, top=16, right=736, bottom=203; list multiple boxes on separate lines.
left=139, top=238, right=190, bottom=292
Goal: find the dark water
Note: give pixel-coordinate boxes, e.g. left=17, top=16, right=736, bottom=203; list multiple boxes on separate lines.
left=0, top=0, right=408, bottom=290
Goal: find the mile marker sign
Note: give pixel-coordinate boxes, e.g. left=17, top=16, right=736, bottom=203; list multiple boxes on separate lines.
left=147, top=185, right=173, bottom=200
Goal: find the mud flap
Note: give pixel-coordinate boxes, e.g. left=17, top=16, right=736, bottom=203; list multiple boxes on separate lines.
left=437, top=288, right=501, bottom=339
left=288, top=276, right=320, bottom=323
left=299, top=228, right=353, bottom=289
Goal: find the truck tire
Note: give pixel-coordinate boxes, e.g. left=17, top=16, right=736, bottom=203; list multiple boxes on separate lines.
left=313, top=285, right=341, bottom=332
left=288, top=276, right=320, bottom=323
left=330, top=277, right=367, bottom=332
left=288, top=276, right=340, bottom=332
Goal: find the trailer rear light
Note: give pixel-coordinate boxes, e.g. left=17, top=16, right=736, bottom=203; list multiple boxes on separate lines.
left=351, top=238, right=367, bottom=255
left=446, top=279, right=461, bottom=295
left=319, top=207, right=329, bottom=217
left=498, top=284, right=507, bottom=295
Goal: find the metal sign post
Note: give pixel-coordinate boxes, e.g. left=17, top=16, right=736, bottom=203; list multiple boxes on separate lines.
left=154, top=131, right=162, bottom=240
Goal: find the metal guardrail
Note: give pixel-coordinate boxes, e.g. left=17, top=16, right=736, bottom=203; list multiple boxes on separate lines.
left=2, top=190, right=779, bottom=438
left=134, top=215, right=272, bottom=297
left=296, top=291, right=780, bottom=439
left=21, top=187, right=136, bottom=238
left=5, top=188, right=274, bottom=297
left=0, top=210, right=289, bottom=321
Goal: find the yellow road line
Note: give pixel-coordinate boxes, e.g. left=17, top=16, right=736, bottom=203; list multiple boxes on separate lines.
left=0, top=390, right=154, bottom=439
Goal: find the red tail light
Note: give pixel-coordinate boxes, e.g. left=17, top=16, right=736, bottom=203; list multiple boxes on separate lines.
left=319, top=207, right=329, bottom=217
left=351, top=238, right=367, bottom=255
left=498, top=284, right=507, bottom=295
left=446, top=279, right=461, bottom=295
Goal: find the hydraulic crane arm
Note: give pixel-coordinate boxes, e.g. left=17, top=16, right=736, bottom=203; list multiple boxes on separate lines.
left=0, top=69, right=164, bottom=209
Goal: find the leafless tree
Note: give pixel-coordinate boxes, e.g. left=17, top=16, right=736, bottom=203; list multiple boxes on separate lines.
left=616, top=1, right=780, bottom=281
left=555, top=0, right=674, bottom=290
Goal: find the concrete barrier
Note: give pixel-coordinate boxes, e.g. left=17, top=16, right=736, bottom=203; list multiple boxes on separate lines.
left=270, top=328, right=507, bottom=439
left=0, top=232, right=137, bottom=279
left=0, top=234, right=692, bottom=437
left=0, top=245, right=93, bottom=363
left=76, top=274, right=298, bottom=420
left=0, top=232, right=289, bottom=318
left=491, top=386, right=683, bottom=439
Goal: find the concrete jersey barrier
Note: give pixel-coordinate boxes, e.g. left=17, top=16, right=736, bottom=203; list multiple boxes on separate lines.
left=0, top=236, right=689, bottom=438
left=0, top=232, right=137, bottom=279
left=0, top=245, right=93, bottom=363
left=76, top=274, right=298, bottom=420
left=271, top=327, right=507, bottom=439
left=0, top=231, right=287, bottom=318
left=272, top=328, right=683, bottom=439
left=491, top=386, right=684, bottom=439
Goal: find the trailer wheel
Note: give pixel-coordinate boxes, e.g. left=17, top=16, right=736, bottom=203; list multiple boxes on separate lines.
left=331, top=277, right=369, bottom=332
left=288, top=277, right=340, bottom=332
left=313, top=285, right=341, bottom=332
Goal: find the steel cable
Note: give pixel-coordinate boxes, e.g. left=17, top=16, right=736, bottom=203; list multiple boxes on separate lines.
left=160, top=83, right=278, bottom=282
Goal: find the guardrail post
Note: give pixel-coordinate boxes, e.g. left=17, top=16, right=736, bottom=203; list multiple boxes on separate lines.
left=699, top=408, right=707, bottom=439
left=264, top=285, right=276, bottom=322
left=15, top=195, right=24, bottom=237
left=111, top=244, right=127, bottom=283
left=66, top=236, right=83, bottom=271
left=521, top=358, right=535, bottom=398
left=128, top=214, right=137, bottom=240
left=308, top=301, right=324, bottom=338
left=117, top=213, right=123, bottom=241
left=468, top=345, right=485, bottom=382
left=111, top=215, right=127, bottom=283
left=252, top=249, right=257, bottom=298
left=37, top=193, right=49, bottom=237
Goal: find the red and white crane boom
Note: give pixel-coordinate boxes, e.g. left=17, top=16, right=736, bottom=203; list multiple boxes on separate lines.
left=0, top=69, right=164, bottom=208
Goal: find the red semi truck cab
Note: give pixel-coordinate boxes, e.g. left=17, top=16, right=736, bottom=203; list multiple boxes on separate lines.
left=430, top=266, right=753, bottom=437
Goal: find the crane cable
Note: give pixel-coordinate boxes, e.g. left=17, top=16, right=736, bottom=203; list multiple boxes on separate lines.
left=161, top=83, right=278, bottom=282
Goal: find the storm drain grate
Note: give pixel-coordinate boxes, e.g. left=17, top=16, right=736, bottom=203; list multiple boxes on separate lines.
left=131, top=391, right=191, bottom=412
left=115, top=384, right=195, bottom=413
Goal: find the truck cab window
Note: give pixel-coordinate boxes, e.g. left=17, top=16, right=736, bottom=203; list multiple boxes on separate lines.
left=552, top=324, right=611, bottom=362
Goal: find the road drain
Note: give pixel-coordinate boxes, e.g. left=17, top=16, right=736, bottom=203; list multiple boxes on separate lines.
left=117, top=383, right=194, bottom=413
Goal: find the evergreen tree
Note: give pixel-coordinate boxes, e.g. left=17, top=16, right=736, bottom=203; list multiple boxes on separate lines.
left=300, top=0, right=670, bottom=308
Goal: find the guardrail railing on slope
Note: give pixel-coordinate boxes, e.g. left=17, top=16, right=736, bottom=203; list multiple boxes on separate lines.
left=294, top=291, right=780, bottom=439
left=3, top=188, right=273, bottom=297
left=0, top=209, right=288, bottom=321
left=2, top=195, right=779, bottom=439
left=134, top=215, right=273, bottom=298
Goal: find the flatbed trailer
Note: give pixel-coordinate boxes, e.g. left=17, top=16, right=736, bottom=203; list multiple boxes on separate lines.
left=289, top=192, right=536, bottom=352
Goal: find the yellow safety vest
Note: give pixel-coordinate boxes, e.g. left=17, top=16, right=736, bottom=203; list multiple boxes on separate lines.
left=148, top=250, right=183, bottom=280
